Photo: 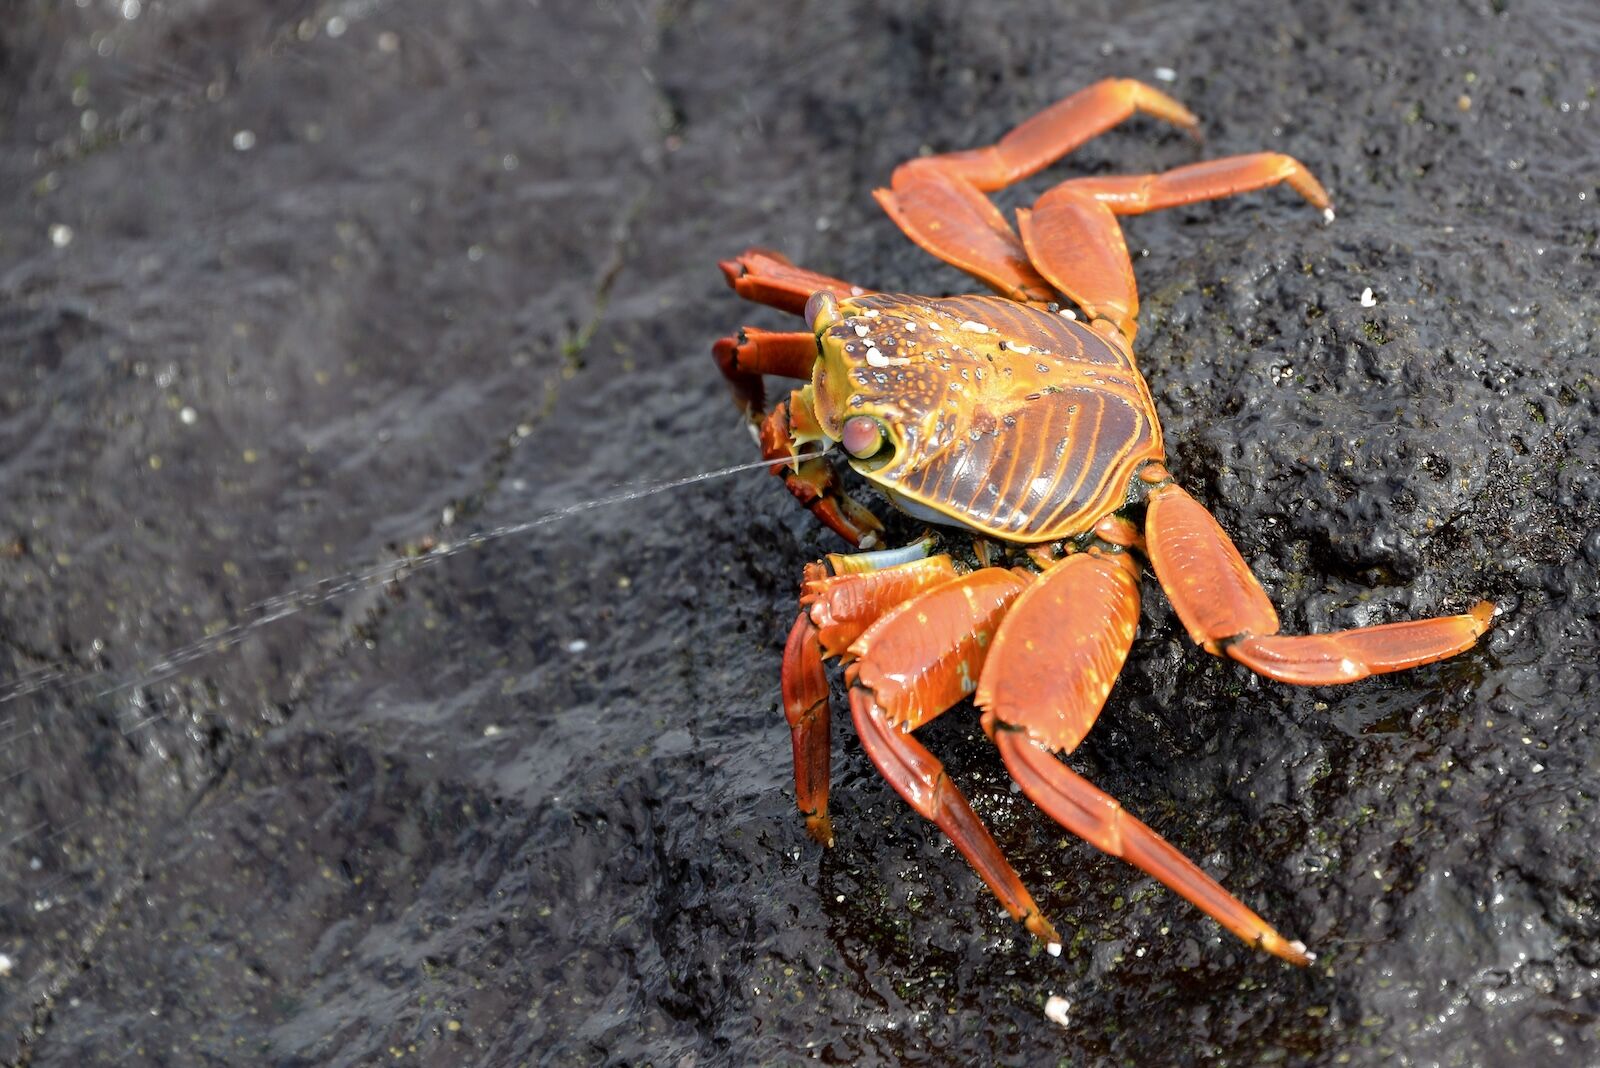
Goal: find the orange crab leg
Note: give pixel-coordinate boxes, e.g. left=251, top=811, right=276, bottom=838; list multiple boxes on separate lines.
left=716, top=328, right=818, bottom=380
left=711, top=328, right=819, bottom=417
left=1018, top=153, right=1332, bottom=341
left=758, top=394, right=884, bottom=548
left=846, top=567, right=1060, bottom=945
left=1057, top=152, right=1332, bottom=217
left=802, top=553, right=960, bottom=659
left=719, top=248, right=868, bottom=316
left=976, top=550, right=1311, bottom=966
left=992, top=732, right=1311, bottom=965
left=851, top=688, right=1058, bottom=946
left=781, top=551, right=963, bottom=846
left=873, top=78, right=1198, bottom=304
left=1016, top=194, right=1140, bottom=338
left=1143, top=475, right=1494, bottom=684
left=784, top=598, right=834, bottom=846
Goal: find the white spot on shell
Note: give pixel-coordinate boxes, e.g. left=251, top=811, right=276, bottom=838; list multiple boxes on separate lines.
left=1059, top=308, right=1077, bottom=320
left=853, top=323, right=869, bottom=337
left=864, top=308, right=880, bottom=317
left=850, top=285, right=865, bottom=296
left=866, top=347, right=888, bottom=367
left=958, top=320, right=989, bottom=333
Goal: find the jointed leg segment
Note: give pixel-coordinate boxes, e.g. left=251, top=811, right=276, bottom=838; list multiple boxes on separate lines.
left=872, top=79, right=1332, bottom=342
left=977, top=549, right=1312, bottom=965
left=1143, top=475, right=1494, bottom=684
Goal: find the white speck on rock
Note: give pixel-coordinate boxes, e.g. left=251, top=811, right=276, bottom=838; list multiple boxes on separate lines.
left=1359, top=287, right=1377, bottom=308
left=0, top=953, right=12, bottom=977
left=566, top=639, right=588, bottom=654
left=232, top=129, right=256, bottom=151
left=48, top=224, right=73, bottom=248
left=1323, top=206, right=1337, bottom=225
left=483, top=724, right=503, bottom=737
left=179, top=406, right=198, bottom=425
left=1047, top=941, right=1061, bottom=957
left=1153, top=66, right=1176, bottom=82
left=1044, top=995, right=1071, bottom=1027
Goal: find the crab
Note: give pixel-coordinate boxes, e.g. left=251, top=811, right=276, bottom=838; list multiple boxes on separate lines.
left=711, top=79, right=1493, bottom=965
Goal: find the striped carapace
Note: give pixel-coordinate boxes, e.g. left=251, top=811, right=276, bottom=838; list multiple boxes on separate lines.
left=712, top=78, right=1494, bottom=968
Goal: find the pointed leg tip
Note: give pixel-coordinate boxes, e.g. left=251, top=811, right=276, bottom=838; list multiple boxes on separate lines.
left=1260, top=931, right=1314, bottom=967
left=1024, top=911, right=1062, bottom=949
left=1470, top=600, right=1497, bottom=629
left=805, top=813, right=835, bottom=848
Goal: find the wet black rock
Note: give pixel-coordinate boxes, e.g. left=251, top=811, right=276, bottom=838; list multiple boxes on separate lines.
left=0, top=1, right=1597, bottom=1065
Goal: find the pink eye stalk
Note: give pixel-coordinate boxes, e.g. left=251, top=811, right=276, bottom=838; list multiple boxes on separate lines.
left=804, top=291, right=840, bottom=333
left=842, top=416, right=885, bottom=458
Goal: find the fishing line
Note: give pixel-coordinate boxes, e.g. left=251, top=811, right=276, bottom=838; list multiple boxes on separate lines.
left=0, top=445, right=817, bottom=916
left=0, top=450, right=801, bottom=710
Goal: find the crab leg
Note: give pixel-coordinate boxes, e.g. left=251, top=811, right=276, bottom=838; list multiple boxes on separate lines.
left=846, top=569, right=1061, bottom=946
left=873, top=78, right=1198, bottom=304
left=993, top=734, right=1311, bottom=965
left=976, top=550, right=1311, bottom=965
left=782, top=551, right=962, bottom=845
left=712, top=328, right=819, bottom=418
left=1018, top=153, right=1332, bottom=341
left=1055, top=153, right=1333, bottom=218
left=1142, top=475, right=1494, bottom=684
left=784, top=605, right=835, bottom=846
left=758, top=391, right=884, bottom=548
left=719, top=248, right=869, bottom=316
left=1016, top=194, right=1139, bottom=338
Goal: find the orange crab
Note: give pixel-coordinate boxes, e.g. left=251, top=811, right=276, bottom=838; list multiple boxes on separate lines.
left=711, top=79, right=1493, bottom=965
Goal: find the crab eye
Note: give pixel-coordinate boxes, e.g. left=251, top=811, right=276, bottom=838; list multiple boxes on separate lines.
left=804, top=291, right=840, bottom=333
left=842, top=416, right=886, bottom=459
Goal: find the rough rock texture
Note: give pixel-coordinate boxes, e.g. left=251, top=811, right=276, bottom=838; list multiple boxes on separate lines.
left=0, top=1, right=1596, bottom=1065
